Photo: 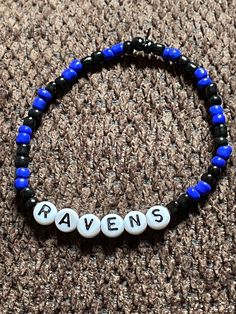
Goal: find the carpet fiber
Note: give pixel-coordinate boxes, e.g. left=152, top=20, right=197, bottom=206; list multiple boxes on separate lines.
left=0, top=0, right=235, bottom=313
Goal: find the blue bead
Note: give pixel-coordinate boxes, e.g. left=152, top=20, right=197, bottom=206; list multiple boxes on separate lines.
left=32, top=97, right=47, bottom=111
left=162, top=47, right=171, bottom=59
left=16, top=167, right=31, bottom=178
left=212, top=114, right=226, bottom=125
left=62, top=68, right=77, bottom=81
left=111, top=42, right=124, bottom=57
left=69, top=59, right=83, bottom=73
left=187, top=187, right=201, bottom=201
left=195, top=181, right=212, bottom=196
left=168, top=48, right=181, bottom=61
left=37, top=88, right=53, bottom=102
left=19, top=125, right=32, bottom=136
left=208, top=105, right=224, bottom=117
left=211, top=156, right=226, bottom=168
left=14, top=178, right=29, bottom=190
left=194, top=67, right=208, bottom=81
left=102, top=48, right=114, bottom=61
left=16, top=132, right=31, bottom=144
left=197, top=77, right=213, bottom=89
left=216, top=145, right=233, bottom=160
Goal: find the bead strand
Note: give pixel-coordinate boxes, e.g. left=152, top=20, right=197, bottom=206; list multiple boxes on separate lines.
left=14, top=36, right=232, bottom=238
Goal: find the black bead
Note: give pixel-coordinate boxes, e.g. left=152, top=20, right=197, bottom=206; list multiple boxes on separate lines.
left=131, top=37, right=144, bottom=51
left=46, top=81, right=57, bottom=99
left=176, top=55, right=190, bottom=70
left=207, top=95, right=222, bottom=107
left=123, top=41, right=134, bottom=54
left=20, top=187, right=35, bottom=201
left=152, top=43, right=165, bottom=56
left=167, top=201, right=180, bottom=216
left=28, top=108, right=43, bottom=121
left=201, top=173, right=216, bottom=186
left=205, top=83, right=218, bottom=100
left=184, top=61, right=198, bottom=77
left=25, top=197, right=38, bottom=210
left=213, top=124, right=228, bottom=138
left=208, top=165, right=222, bottom=178
left=91, top=51, right=104, bottom=63
left=81, top=56, right=93, bottom=71
left=214, top=136, right=228, bottom=148
left=23, top=116, right=36, bottom=131
left=15, top=156, right=29, bottom=167
left=55, top=76, right=71, bottom=95
left=178, top=193, right=193, bottom=211
left=17, top=144, right=30, bottom=157
left=143, top=40, right=154, bottom=53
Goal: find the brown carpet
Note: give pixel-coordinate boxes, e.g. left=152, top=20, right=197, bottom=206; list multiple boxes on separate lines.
left=0, top=0, right=236, bottom=313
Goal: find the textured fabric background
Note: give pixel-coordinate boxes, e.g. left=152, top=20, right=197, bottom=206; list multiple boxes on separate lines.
left=0, top=0, right=235, bottom=313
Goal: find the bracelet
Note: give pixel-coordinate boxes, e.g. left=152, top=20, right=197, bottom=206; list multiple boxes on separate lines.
left=14, top=35, right=232, bottom=239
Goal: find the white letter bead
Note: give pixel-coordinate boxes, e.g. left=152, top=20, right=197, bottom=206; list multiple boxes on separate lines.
left=33, top=201, right=58, bottom=225
left=146, top=205, right=170, bottom=230
left=55, top=208, right=79, bottom=233
left=124, top=211, right=147, bottom=235
left=77, top=214, right=100, bottom=238
left=101, top=214, right=124, bottom=238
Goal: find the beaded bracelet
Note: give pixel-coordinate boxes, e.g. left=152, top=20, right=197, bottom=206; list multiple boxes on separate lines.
left=14, top=35, right=232, bottom=239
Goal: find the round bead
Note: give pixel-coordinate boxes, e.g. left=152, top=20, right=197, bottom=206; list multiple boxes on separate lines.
left=146, top=205, right=171, bottom=230
left=216, top=145, right=232, bottom=160
left=102, top=48, right=114, bottom=61
left=201, top=173, right=215, bottom=186
left=176, top=55, right=190, bottom=70
left=77, top=214, right=100, bottom=238
left=28, top=108, right=43, bottom=121
left=209, top=105, right=224, bottom=117
left=197, top=77, right=213, bottom=89
left=213, top=124, right=227, bottom=138
left=16, top=132, right=31, bottom=145
left=207, top=95, right=222, bottom=106
left=91, top=51, right=104, bottom=63
left=131, top=37, right=144, bottom=51
left=212, top=114, right=226, bottom=125
left=17, top=144, right=30, bottom=157
left=14, top=178, right=29, bottom=190
left=19, top=125, right=32, bottom=136
left=214, top=136, right=228, bottom=148
left=162, top=47, right=171, bottom=59
left=45, top=81, right=57, bottom=98
left=20, top=187, right=35, bottom=201
left=32, top=97, right=47, bottom=111
left=168, top=48, right=181, bottom=61
left=208, top=165, right=222, bottom=178
left=123, top=41, right=134, bottom=54
left=152, top=43, right=165, bottom=56
left=195, top=181, right=212, bottom=196
left=61, top=68, right=77, bottom=82
left=55, top=208, right=79, bottom=233
left=143, top=40, right=154, bottom=53
left=184, top=62, right=198, bottom=77
left=205, top=83, right=218, bottom=100
left=69, top=59, right=83, bottom=73
left=187, top=187, right=201, bottom=201
left=25, top=197, right=38, bottom=210
left=110, top=42, right=124, bottom=57
left=37, top=88, right=53, bottom=102
left=123, top=211, right=147, bottom=235
left=55, top=76, right=71, bottom=94
left=101, top=214, right=124, bottom=238
left=194, top=67, right=208, bottom=81
left=15, top=156, right=29, bottom=168
left=211, top=156, right=226, bottom=168
left=80, top=56, right=93, bottom=70
left=33, top=201, right=57, bottom=225
left=16, top=167, right=31, bottom=178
